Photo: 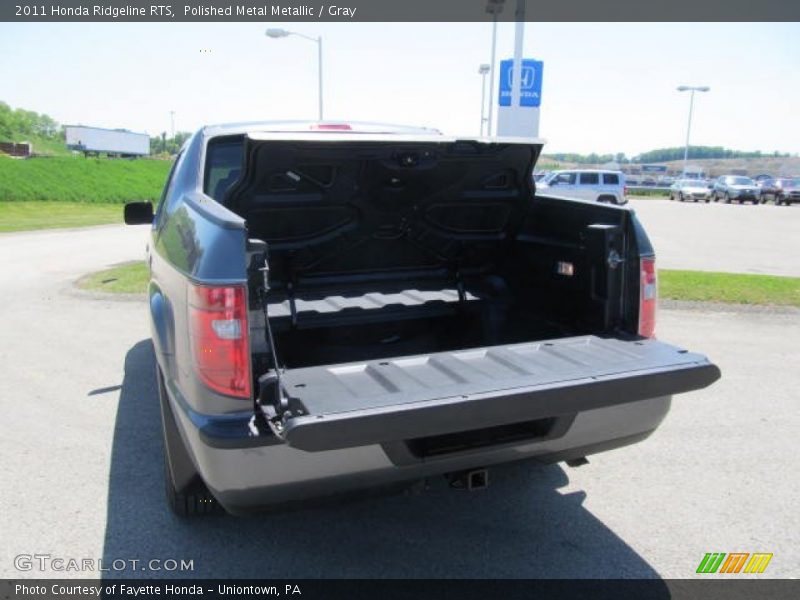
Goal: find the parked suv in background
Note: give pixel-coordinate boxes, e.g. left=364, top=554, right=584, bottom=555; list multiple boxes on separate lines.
left=711, top=175, right=760, bottom=204
left=537, top=169, right=627, bottom=204
left=759, top=178, right=800, bottom=205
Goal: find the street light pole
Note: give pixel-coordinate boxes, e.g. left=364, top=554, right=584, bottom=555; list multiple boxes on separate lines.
left=266, top=29, right=324, bottom=121
left=485, top=0, right=505, bottom=136
left=479, top=64, right=490, bottom=135
left=317, top=36, right=323, bottom=122
left=677, top=85, right=710, bottom=176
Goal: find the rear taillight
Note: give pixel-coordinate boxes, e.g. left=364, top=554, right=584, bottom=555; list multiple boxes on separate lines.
left=188, top=284, right=251, bottom=398
left=624, top=185, right=629, bottom=197
left=638, top=256, right=657, bottom=338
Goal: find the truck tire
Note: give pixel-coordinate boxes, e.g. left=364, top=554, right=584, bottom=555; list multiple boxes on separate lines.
left=157, top=364, right=220, bottom=517
left=597, top=195, right=617, bottom=204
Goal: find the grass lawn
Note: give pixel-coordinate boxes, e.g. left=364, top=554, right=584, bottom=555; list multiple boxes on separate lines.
left=78, top=261, right=149, bottom=294
left=76, top=261, right=800, bottom=309
left=0, top=201, right=125, bottom=232
left=659, top=270, right=800, bottom=307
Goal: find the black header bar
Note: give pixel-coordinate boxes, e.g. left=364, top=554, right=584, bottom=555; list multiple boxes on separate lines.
left=4, top=0, right=800, bottom=22
left=2, top=579, right=800, bottom=600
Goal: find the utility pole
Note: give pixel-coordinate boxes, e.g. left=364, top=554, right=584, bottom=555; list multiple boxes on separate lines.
left=479, top=64, right=490, bottom=135
left=677, top=86, right=710, bottom=176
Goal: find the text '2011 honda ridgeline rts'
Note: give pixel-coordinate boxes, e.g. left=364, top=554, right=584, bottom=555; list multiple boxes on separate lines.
left=124, top=122, right=720, bottom=516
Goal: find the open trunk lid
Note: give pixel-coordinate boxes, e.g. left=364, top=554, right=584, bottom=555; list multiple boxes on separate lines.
left=223, top=133, right=544, bottom=290
left=260, top=335, right=720, bottom=452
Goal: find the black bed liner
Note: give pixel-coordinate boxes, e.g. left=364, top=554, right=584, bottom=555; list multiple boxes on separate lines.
left=274, top=335, right=720, bottom=452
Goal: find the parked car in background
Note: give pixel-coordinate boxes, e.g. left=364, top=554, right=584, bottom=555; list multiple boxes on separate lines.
left=537, top=169, right=627, bottom=204
left=710, top=175, right=760, bottom=204
left=658, top=176, right=675, bottom=187
left=759, top=178, right=800, bottom=205
left=669, top=179, right=712, bottom=202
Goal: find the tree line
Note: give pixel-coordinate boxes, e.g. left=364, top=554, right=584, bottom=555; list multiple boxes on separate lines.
left=634, top=146, right=790, bottom=163
left=149, top=131, right=192, bottom=156
left=0, top=101, right=60, bottom=140
left=548, top=146, right=791, bottom=165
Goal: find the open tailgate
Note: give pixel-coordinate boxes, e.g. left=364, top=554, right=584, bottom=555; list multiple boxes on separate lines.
left=269, top=335, right=720, bottom=452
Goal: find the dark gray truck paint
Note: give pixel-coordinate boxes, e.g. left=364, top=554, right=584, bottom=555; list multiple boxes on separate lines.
left=127, top=123, right=720, bottom=515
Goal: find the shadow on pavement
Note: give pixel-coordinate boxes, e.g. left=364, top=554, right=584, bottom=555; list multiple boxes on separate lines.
left=102, top=340, right=667, bottom=581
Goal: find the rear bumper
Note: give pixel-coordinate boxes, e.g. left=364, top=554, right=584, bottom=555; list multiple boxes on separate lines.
left=171, top=389, right=674, bottom=514
left=166, top=334, right=719, bottom=513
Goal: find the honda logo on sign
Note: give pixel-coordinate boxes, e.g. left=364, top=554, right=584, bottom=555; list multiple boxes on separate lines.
left=498, top=58, right=544, bottom=107
left=505, top=65, right=536, bottom=90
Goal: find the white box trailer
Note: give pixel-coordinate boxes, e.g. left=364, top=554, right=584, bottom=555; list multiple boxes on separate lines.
left=65, top=126, right=149, bottom=156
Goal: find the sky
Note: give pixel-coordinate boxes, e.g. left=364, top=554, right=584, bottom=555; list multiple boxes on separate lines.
left=1, top=21, right=799, bottom=156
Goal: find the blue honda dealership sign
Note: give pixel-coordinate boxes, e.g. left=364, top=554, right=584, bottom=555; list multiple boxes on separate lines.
left=498, top=59, right=543, bottom=107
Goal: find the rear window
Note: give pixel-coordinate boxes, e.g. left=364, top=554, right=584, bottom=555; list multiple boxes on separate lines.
left=602, top=173, right=619, bottom=185
left=579, top=173, right=600, bottom=185
left=204, top=137, right=244, bottom=202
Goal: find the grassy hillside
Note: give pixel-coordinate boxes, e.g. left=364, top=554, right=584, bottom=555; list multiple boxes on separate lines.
left=0, top=155, right=171, bottom=203
left=659, top=156, right=800, bottom=177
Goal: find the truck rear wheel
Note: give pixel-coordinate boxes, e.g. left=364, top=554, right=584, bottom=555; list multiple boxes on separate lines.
left=157, top=363, right=220, bottom=517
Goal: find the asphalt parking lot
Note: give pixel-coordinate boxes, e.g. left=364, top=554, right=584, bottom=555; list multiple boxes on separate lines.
left=0, top=210, right=798, bottom=579
left=629, top=198, right=800, bottom=277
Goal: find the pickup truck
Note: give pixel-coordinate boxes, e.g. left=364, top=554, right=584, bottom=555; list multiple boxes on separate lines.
left=124, top=122, right=720, bottom=516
